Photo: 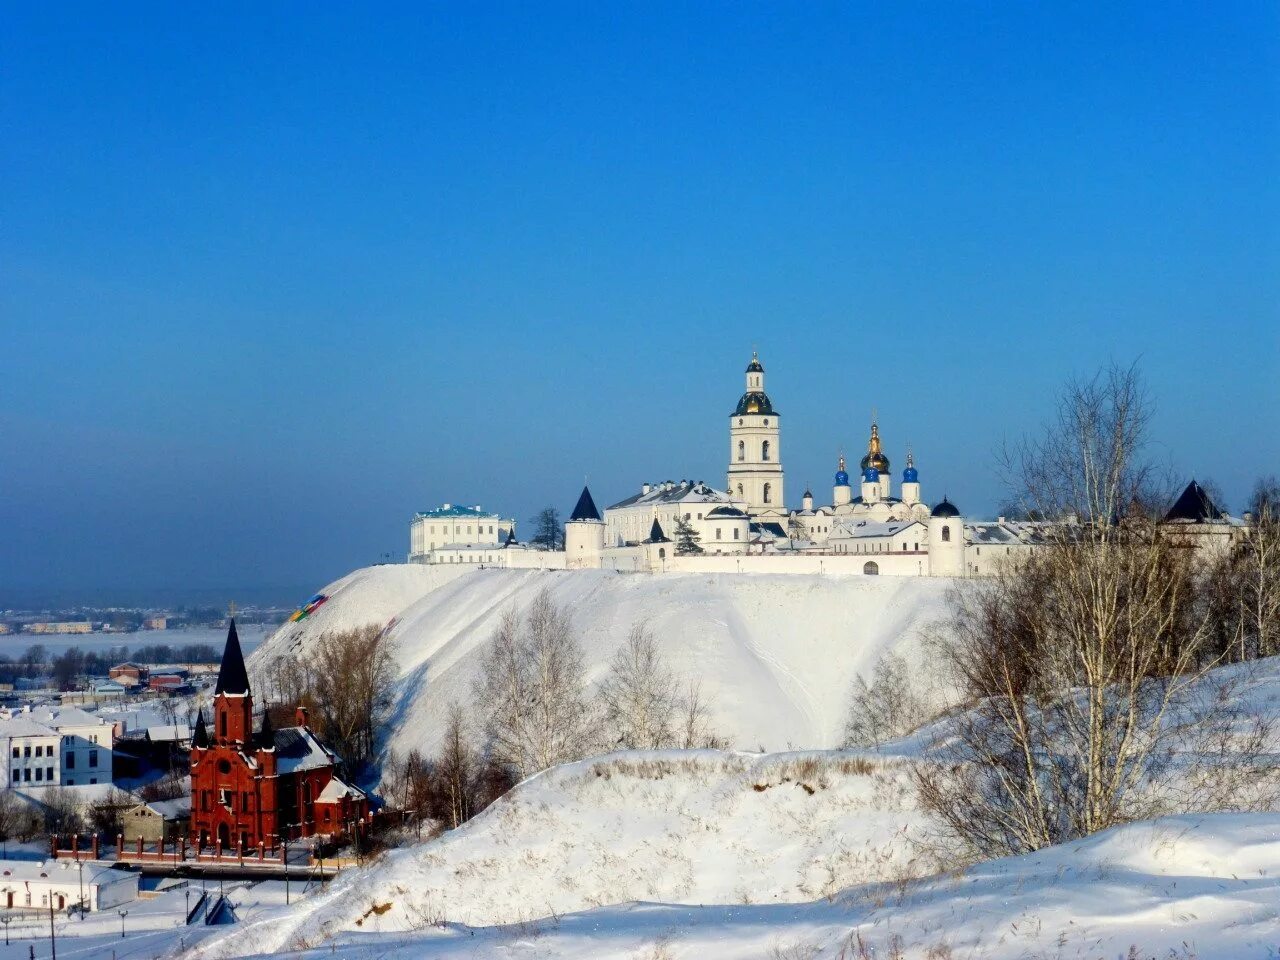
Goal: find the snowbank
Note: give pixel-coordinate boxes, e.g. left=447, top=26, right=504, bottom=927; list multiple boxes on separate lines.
left=250, top=565, right=958, bottom=755
left=192, top=802, right=1280, bottom=960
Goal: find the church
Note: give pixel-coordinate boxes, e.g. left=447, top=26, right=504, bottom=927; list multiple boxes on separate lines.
left=408, top=352, right=1246, bottom=578
left=188, top=621, right=368, bottom=853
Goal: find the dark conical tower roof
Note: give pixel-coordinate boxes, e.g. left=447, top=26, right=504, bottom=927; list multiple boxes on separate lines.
left=192, top=709, right=209, bottom=749
left=214, top=619, right=251, bottom=696
left=569, top=486, right=602, bottom=522
left=1164, top=480, right=1225, bottom=523
left=646, top=518, right=671, bottom=543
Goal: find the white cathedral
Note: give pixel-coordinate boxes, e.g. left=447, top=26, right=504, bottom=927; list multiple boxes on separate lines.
left=409, top=352, right=1242, bottom=578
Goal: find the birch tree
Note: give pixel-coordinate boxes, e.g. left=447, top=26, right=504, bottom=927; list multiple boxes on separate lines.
left=476, top=591, right=594, bottom=778
left=917, top=364, right=1269, bottom=858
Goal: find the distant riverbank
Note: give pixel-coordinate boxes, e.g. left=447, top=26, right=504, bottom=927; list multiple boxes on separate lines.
left=0, top=624, right=270, bottom=656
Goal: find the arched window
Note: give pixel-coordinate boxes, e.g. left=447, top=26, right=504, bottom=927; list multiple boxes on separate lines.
left=942, top=525, right=951, bottom=542
left=737, top=484, right=744, bottom=498
left=658, top=547, right=666, bottom=560
left=762, top=440, right=771, bottom=462
left=763, top=482, right=772, bottom=504
left=737, top=440, right=745, bottom=462
left=863, top=561, right=879, bottom=575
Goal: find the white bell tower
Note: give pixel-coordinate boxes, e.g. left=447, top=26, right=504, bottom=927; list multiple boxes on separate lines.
left=727, top=352, right=784, bottom=514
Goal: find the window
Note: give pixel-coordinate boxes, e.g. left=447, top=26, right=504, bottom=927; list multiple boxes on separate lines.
left=219, top=788, right=231, bottom=808
left=23, top=746, right=29, bottom=758
left=763, top=483, right=772, bottom=504
left=88, top=751, right=98, bottom=768
left=737, top=440, right=745, bottom=462
left=35, top=768, right=42, bottom=782
left=863, top=561, right=880, bottom=575
left=34, top=746, right=41, bottom=758
left=762, top=440, right=771, bottom=462
left=45, top=767, right=52, bottom=781
left=23, top=770, right=30, bottom=782
left=716, top=528, right=722, bottom=540
left=89, top=778, right=96, bottom=785
left=65, top=779, right=74, bottom=786
left=942, top=525, right=951, bottom=542
left=733, top=528, right=740, bottom=540
left=66, top=753, right=74, bottom=769
left=10, top=768, right=16, bottom=781
left=9, top=749, right=15, bottom=759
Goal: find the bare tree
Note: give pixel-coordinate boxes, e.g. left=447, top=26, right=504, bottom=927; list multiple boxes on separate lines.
left=277, top=624, right=398, bottom=773
left=598, top=624, right=680, bottom=750
left=842, top=652, right=929, bottom=748
left=86, top=787, right=131, bottom=841
left=475, top=590, right=594, bottom=778
left=918, top=364, right=1253, bottom=859
left=676, top=678, right=727, bottom=750
left=42, top=787, right=84, bottom=835
left=435, top=702, right=477, bottom=829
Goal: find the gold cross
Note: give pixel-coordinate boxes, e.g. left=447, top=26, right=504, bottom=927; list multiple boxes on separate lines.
left=228, top=600, right=237, bottom=618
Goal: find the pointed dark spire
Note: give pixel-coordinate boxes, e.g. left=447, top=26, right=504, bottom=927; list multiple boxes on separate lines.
left=258, top=705, right=274, bottom=749
left=646, top=518, right=671, bottom=543
left=504, top=528, right=518, bottom=546
left=1164, top=480, right=1225, bottom=522
left=569, top=486, right=602, bottom=522
left=214, top=619, right=251, bottom=696
left=192, top=709, right=209, bottom=749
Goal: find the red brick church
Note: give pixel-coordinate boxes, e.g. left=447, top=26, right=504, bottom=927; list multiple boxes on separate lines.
left=189, top=620, right=368, bottom=852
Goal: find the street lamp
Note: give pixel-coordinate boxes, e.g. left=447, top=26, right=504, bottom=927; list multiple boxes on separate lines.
left=0, top=912, right=10, bottom=945
left=117, top=908, right=128, bottom=938
left=77, top=860, right=84, bottom=920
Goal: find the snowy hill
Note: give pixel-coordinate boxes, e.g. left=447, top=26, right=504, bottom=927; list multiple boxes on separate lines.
left=251, top=565, right=958, bottom=755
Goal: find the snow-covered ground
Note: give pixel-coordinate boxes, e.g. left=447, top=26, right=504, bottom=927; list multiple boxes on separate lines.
left=250, top=565, right=958, bottom=755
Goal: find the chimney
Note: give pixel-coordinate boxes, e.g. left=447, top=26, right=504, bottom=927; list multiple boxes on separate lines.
left=295, top=706, right=309, bottom=728
left=642, top=483, right=650, bottom=495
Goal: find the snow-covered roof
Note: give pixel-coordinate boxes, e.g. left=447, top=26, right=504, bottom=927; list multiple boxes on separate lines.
left=833, top=519, right=924, bottom=540
left=133, top=796, right=191, bottom=820
left=607, top=481, right=741, bottom=511
left=24, top=705, right=110, bottom=729
left=316, top=777, right=364, bottom=803
left=146, top=723, right=191, bottom=743
left=273, top=727, right=336, bottom=775
left=0, top=717, right=60, bottom=739
left=0, top=859, right=133, bottom=887
left=414, top=504, right=507, bottom=520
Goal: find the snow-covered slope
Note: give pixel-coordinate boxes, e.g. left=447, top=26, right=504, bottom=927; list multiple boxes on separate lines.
left=195, top=811, right=1280, bottom=959
left=251, top=566, right=958, bottom=755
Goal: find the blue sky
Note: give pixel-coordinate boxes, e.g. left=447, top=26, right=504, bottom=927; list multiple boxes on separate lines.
left=2, top=3, right=1278, bottom=600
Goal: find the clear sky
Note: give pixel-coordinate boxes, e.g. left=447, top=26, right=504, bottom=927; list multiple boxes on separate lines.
left=3, top=3, right=1278, bottom=602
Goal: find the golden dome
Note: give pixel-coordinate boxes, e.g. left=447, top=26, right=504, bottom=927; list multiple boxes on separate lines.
left=859, top=422, right=890, bottom=474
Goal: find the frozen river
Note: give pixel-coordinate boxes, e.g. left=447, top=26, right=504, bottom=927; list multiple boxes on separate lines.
left=0, top=623, right=271, bottom=656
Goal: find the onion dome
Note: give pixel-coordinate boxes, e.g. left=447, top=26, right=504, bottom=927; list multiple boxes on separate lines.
left=746, top=351, right=764, bottom=373
left=802, top=488, right=813, bottom=500
left=931, top=497, right=960, bottom=518
left=860, top=422, right=890, bottom=476
left=903, top=450, right=918, bottom=484
left=863, top=467, right=880, bottom=483
left=834, top=455, right=850, bottom=487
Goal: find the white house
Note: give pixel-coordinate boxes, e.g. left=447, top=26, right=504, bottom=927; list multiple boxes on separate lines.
left=0, top=859, right=138, bottom=912
left=408, top=504, right=515, bottom=564
left=0, top=705, right=115, bottom=788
